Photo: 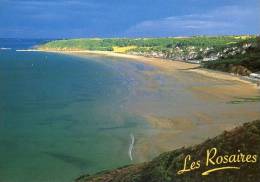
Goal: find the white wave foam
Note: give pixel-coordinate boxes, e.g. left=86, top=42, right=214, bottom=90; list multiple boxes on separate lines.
left=128, top=133, right=135, bottom=161
left=0, top=47, right=11, bottom=50
left=16, top=49, right=41, bottom=52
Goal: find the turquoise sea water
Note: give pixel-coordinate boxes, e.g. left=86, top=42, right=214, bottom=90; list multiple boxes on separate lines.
left=0, top=40, right=148, bottom=182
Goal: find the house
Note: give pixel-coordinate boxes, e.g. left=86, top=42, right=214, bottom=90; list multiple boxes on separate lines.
left=249, top=72, right=260, bottom=79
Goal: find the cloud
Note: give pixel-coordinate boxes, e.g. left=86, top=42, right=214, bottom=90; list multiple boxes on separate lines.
left=1, top=0, right=259, bottom=38
left=124, top=5, right=260, bottom=37
left=0, top=0, right=103, bottom=22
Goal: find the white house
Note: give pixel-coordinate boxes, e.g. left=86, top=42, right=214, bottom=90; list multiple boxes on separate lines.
left=250, top=72, right=260, bottom=79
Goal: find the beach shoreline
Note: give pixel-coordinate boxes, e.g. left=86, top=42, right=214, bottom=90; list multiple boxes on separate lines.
left=37, top=49, right=258, bottom=87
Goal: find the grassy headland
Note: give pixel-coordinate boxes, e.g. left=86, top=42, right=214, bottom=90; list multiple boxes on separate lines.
left=76, top=120, right=260, bottom=182
left=38, top=36, right=254, bottom=52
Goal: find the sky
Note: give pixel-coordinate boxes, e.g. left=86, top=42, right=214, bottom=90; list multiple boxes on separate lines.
left=0, top=0, right=259, bottom=38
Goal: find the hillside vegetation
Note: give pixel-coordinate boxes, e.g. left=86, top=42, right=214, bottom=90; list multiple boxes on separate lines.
left=76, top=120, right=260, bottom=182
left=202, top=37, right=260, bottom=75
left=38, top=36, right=254, bottom=52
left=38, top=36, right=260, bottom=75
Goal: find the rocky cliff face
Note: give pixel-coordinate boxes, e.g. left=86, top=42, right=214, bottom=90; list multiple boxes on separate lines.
left=128, top=42, right=255, bottom=63
left=202, top=37, right=260, bottom=77
left=76, top=120, right=260, bottom=182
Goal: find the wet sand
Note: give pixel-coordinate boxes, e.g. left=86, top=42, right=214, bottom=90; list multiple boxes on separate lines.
left=42, top=50, right=258, bottom=85
left=40, top=50, right=260, bottom=162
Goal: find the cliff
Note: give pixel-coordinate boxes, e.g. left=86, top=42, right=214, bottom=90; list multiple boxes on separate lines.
left=202, top=37, right=260, bottom=76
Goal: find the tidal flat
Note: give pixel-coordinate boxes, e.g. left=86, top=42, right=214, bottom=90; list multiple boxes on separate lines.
left=67, top=51, right=260, bottom=162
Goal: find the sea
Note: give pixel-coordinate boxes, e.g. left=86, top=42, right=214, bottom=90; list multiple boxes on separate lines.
left=0, top=39, right=147, bottom=182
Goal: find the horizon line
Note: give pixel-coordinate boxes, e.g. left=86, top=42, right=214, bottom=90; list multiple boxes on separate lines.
left=0, top=34, right=259, bottom=40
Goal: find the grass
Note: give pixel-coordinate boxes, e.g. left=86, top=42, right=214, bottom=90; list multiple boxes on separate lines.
left=112, top=46, right=137, bottom=53
left=38, top=36, right=256, bottom=52
left=202, top=36, right=260, bottom=75
left=228, top=96, right=260, bottom=104
left=76, top=120, right=260, bottom=182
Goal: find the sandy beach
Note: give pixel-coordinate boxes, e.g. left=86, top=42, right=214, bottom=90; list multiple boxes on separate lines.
left=39, top=50, right=260, bottom=161
left=40, top=50, right=258, bottom=85
left=38, top=50, right=198, bottom=71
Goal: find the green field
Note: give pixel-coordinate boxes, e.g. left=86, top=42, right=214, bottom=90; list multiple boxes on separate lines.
left=38, top=36, right=255, bottom=52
